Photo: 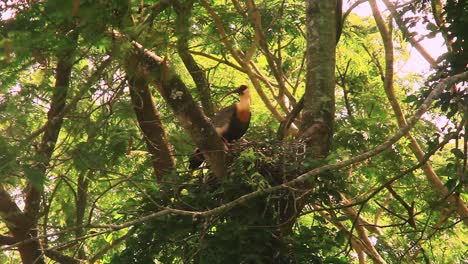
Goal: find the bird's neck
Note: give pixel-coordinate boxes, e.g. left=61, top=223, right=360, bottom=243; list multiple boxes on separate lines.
left=237, top=93, right=251, bottom=112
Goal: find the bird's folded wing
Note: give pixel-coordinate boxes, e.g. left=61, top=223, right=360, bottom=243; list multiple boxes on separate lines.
left=212, top=104, right=235, bottom=128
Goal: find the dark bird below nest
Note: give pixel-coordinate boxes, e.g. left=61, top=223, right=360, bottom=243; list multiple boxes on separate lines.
left=189, top=85, right=252, bottom=169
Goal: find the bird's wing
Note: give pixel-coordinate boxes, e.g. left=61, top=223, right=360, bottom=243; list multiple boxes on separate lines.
left=212, top=104, right=235, bottom=128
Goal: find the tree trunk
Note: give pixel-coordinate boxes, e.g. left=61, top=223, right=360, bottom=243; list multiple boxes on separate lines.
left=302, top=0, right=336, bottom=156
left=278, top=0, right=338, bottom=236
left=19, top=42, right=76, bottom=263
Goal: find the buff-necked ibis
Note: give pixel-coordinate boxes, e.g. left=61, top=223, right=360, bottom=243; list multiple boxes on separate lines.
left=189, top=85, right=251, bottom=169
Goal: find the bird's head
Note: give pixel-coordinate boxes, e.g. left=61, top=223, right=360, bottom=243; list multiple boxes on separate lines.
left=222, top=85, right=250, bottom=101
left=235, top=85, right=249, bottom=95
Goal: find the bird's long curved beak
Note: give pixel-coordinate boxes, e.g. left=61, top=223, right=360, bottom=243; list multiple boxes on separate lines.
left=220, top=88, right=238, bottom=101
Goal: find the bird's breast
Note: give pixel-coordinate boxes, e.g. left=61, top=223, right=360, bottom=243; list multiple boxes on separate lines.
left=237, top=110, right=251, bottom=123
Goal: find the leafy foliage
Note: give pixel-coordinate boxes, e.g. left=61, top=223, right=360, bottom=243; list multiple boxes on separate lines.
left=0, top=0, right=466, bottom=263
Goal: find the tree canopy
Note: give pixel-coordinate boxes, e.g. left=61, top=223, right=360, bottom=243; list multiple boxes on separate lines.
left=0, top=0, right=467, bottom=263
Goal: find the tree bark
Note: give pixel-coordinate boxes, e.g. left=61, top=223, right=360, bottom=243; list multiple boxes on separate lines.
left=154, top=72, right=226, bottom=178
left=277, top=0, right=342, bottom=140
left=277, top=0, right=338, bottom=237
left=121, top=39, right=226, bottom=178
left=302, top=0, right=336, bottom=157
left=173, top=0, right=215, bottom=117
left=75, top=171, right=89, bottom=259
left=0, top=28, right=78, bottom=263
left=125, top=55, right=176, bottom=181
left=6, top=45, right=74, bottom=264
left=21, top=42, right=76, bottom=264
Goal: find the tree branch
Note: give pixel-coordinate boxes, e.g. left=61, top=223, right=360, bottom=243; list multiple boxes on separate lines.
left=386, top=185, right=416, bottom=228
left=16, top=29, right=79, bottom=264
left=200, top=0, right=284, bottom=121
left=44, top=249, right=84, bottom=264
left=125, top=54, right=176, bottom=182
left=382, top=0, right=437, bottom=66
left=173, top=0, right=215, bottom=117
left=315, top=206, right=384, bottom=263
left=0, top=185, right=25, bottom=233
left=117, top=32, right=226, bottom=178
left=0, top=234, right=16, bottom=245
left=371, top=0, right=468, bottom=225
left=245, top=0, right=291, bottom=112
left=88, top=228, right=136, bottom=264
left=199, top=0, right=243, bottom=63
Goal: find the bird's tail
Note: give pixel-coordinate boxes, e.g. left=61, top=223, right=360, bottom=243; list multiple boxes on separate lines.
left=188, top=148, right=205, bottom=169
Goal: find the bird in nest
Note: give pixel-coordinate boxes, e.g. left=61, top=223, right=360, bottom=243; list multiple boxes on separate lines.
left=189, top=85, right=252, bottom=169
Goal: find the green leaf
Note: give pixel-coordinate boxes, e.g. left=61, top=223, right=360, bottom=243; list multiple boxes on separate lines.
left=23, top=165, right=45, bottom=190
left=313, top=215, right=327, bottom=224
left=104, top=233, right=114, bottom=243
left=335, top=229, right=347, bottom=246
left=403, top=94, right=418, bottom=103
left=451, top=148, right=465, bottom=159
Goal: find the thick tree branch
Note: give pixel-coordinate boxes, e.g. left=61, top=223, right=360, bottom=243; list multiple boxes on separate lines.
left=118, top=33, right=226, bottom=178
left=302, top=0, right=337, bottom=157
left=0, top=185, right=26, bottom=233
left=26, top=57, right=113, bottom=142
left=173, top=0, right=215, bottom=117
left=24, top=49, right=75, bottom=219
left=12, top=30, right=78, bottom=264
left=277, top=0, right=343, bottom=140
left=0, top=235, right=16, bottom=245
left=126, top=62, right=176, bottom=182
